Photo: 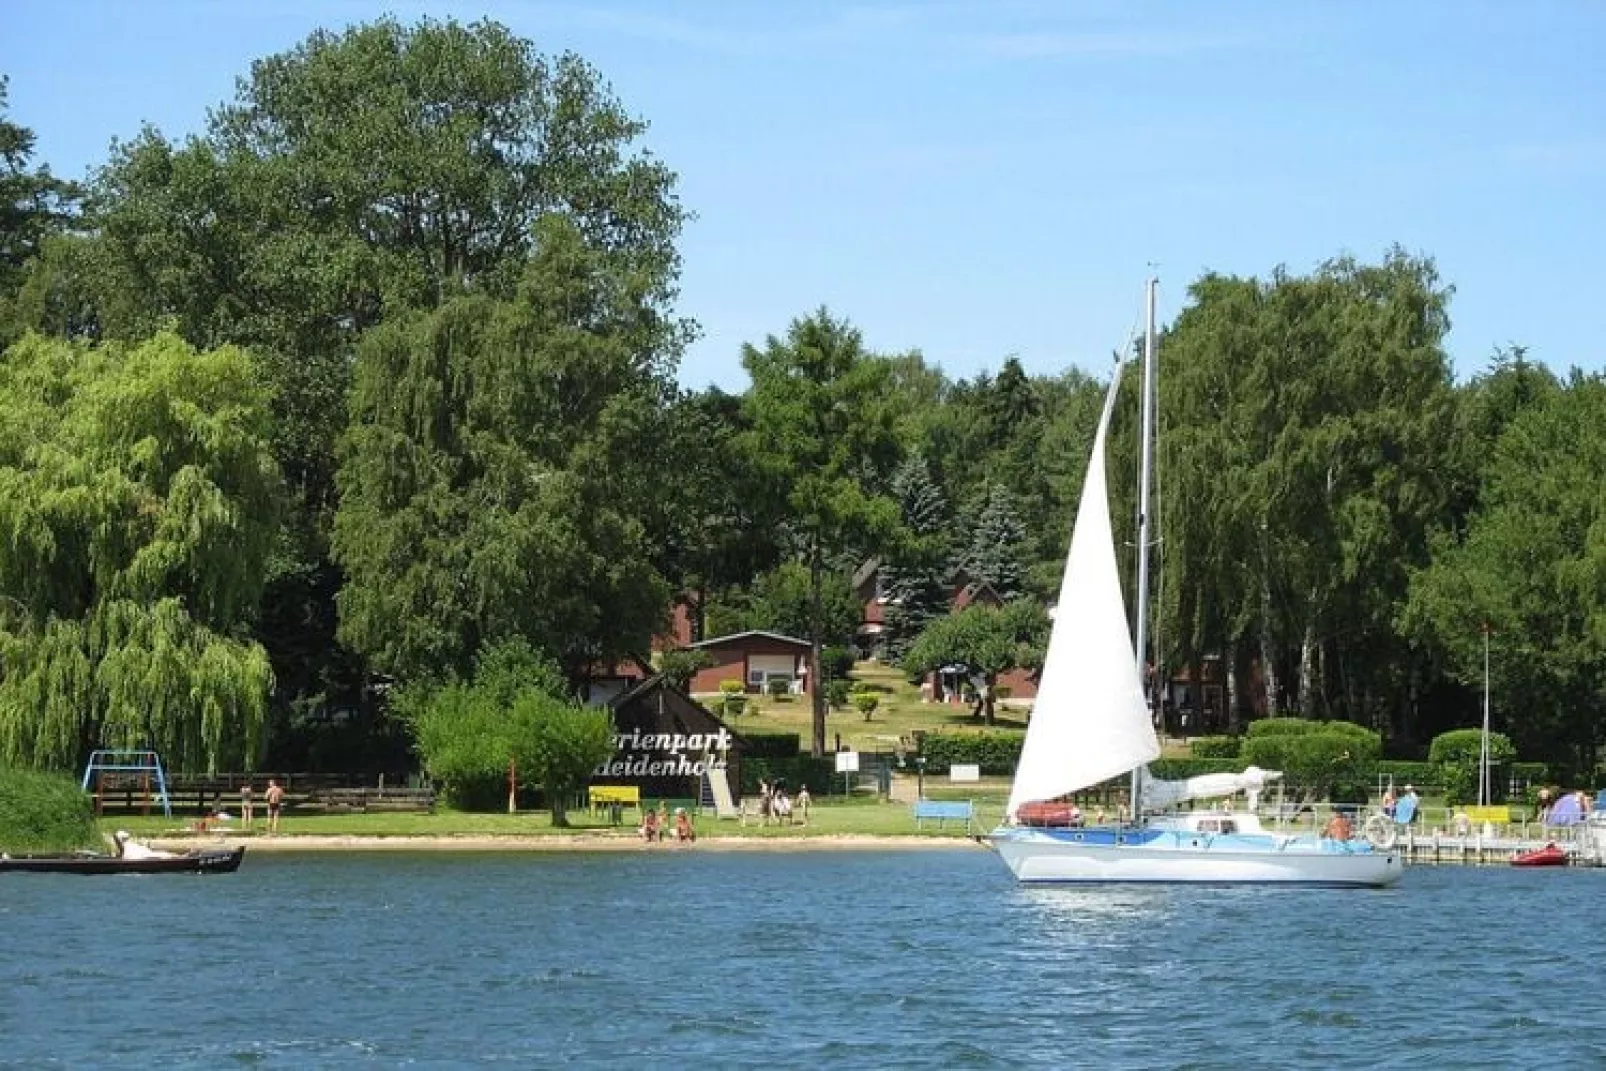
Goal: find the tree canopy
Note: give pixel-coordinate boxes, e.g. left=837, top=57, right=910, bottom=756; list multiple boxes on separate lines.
left=0, top=332, right=279, bottom=770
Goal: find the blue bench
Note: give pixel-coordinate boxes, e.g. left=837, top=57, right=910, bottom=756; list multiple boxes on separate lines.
left=913, top=799, right=974, bottom=830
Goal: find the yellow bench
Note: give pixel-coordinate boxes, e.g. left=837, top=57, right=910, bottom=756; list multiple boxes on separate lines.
left=1461, top=805, right=1512, bottom=824
left=588, top=785, right=641, bottom=821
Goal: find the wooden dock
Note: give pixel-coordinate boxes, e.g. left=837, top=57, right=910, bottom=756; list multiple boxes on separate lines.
left=1393, top=827, right=1604, bottom=867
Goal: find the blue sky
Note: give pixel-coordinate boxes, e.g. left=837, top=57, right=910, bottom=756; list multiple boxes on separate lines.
left=4, top=1, right=1602, bottom=388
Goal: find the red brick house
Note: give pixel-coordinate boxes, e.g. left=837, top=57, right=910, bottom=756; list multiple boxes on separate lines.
left=685, top=630, right=814, bottom=696
left=853, top=561, right=1039, bottom=702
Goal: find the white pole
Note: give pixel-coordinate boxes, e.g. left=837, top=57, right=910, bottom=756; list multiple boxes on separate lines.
left=1129, top=278, right=1158, bottom=819
left=1480, top=623, right=1491, bottom=807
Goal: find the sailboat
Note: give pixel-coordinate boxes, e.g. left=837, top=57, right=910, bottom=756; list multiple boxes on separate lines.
left=989, top=280, right=1403, bottom=887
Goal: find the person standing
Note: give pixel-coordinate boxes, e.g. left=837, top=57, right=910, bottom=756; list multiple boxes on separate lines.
left=240, top=782, right=255, bottom=829
left=795, top=785, right=812, bottom=825
left=265, top=778, right=285, bottom=834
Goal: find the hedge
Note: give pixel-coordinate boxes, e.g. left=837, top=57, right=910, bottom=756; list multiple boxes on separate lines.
left=1189, top=736, right=1241, bottom=759
left=918, top=731, right=1023, bottom=775
left=741, top=732, right=803, bottom=759
left=0, top=768, right=100, bottom=853
left=740, top=756, right=837, bottom=795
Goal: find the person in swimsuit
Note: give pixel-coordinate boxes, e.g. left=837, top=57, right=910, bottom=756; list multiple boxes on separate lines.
left=265, top=778, right=285, bottom=833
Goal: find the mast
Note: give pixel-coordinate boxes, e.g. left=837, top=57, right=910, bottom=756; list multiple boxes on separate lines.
left=1129, top=277, right=1158, bottom=818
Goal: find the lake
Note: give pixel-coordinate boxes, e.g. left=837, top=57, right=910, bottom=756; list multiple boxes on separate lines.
left=2, top=849, right=1601, bottom=1068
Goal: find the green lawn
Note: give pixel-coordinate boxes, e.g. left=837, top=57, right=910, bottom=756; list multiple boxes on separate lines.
left=101, top=793, right=989, bottom=842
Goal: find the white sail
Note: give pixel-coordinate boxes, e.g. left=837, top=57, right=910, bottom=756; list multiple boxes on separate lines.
left=1006, top=366, right=1162, bottom=819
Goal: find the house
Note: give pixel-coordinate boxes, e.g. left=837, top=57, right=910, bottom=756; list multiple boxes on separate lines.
left=854, top=560, right=1039, bottom=702
left=593, top=674, right=748, bottom=803
left=685, top=630, right=813, bottom=696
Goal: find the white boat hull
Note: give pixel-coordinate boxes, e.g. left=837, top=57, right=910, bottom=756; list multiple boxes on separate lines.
left=992, top=826, right=1404, bottom=887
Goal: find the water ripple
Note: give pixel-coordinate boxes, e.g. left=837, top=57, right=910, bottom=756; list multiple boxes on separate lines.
left=2, top=853, right=1602, bottom=1067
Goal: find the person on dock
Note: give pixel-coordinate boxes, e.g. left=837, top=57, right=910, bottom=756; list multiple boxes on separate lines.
left=265, top=779, right=284, bottom=833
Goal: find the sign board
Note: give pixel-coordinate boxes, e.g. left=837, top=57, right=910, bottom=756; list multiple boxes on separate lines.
left=835, top=750, right=860, bottom=774
left=950, top=764, right=981, bottom=783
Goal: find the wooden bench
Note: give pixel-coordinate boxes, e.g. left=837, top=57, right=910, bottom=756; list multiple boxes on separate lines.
left=913, top=799, right=974, bottom=830
left=589, top=785, right=641, bottom=823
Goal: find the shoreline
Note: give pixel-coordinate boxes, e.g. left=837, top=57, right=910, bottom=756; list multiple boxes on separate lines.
left=150, top=833, right=990, bottom=853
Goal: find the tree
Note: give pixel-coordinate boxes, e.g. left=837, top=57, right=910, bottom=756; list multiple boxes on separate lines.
left=879, top=456, right=952, bottom=661
left=740, top=310, right=903, bottom=756
left=1404, top=374, right=1606, bottom=772
left=0, top=78, right=81, bottom=342
left=658, top=648, right=713, bottom=693
left=334, top=216, right=673, bottom=682
left=66, top=16, right=688, bottom=749
left=0, top=332, right=280, bottom=771
left=955, top=482, right=1030, bottom=600
left=398, top=637, right=613, bottom=823
left=901, top=601, right=1048, bottom=725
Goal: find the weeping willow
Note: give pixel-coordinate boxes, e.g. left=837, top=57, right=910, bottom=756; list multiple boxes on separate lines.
left=0, top=331, right=280, bottom=772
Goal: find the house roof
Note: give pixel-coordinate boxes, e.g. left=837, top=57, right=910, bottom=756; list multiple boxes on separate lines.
left=610, top=673, right=751, bottom=749
left=689, top=629, right=810, bottom=650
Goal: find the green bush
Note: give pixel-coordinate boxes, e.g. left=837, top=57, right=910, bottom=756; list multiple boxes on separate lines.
left=1429, top=728, right=1517, bottom=804
left=741, top=732, right=802, bottom=759
left=658, top=648, right=713, bottom=693
left=919, top=731, right=1023, bottom=775
left=719, top=680, right=745, bottom=696
left=1247, top=717, right=1318, bottom=738
left=1377, top=761, right=1437, bottom=788
left=0, top=768, right=100, bottom=853
left=741, top=756, right=836, bottom=795
left=820, top=646, right=855, bottom=682
left=722, top=694, right=748, bottom=717
left=1148, top=758, right=1242, bottom=780
left=852, top=690, right=879, bottom=721
left=825, top=679, right=851, bottom=711
left=1189, top=735, right=1241, bottom=759
left=1241, top=719, right=1380, bottom=801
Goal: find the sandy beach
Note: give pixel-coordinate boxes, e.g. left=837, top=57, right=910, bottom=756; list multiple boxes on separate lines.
left=151, top=833, right=989, bottom=853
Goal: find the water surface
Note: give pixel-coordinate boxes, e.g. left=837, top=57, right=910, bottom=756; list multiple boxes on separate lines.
left=3, top=850, right=1600, bottom=1068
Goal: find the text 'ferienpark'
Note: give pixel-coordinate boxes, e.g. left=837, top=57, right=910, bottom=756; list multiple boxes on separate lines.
left=591, top=729, right=734, bottom=778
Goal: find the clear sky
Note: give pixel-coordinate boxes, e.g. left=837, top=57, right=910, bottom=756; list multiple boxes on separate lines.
left=4, top=1, right=1602, bottom=388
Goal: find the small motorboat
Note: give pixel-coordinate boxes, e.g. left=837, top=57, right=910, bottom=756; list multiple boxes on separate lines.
left=1511, top=843, right=1568, bottom=867
left=0, top=846, right=245, bottom=875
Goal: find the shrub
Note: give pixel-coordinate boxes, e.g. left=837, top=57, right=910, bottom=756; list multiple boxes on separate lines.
left=919, top=731, right=1023, bottom=775
left=1189, top=735, right=1241, bottom=759
left=742, top=732, right=802, bottom=759
left=852, top=690, right=879, bottom=721
left=766, top=677, right=793, bottom=699
left=1247, top=717, right=1318, bottom=738
left=825, top=679, right=851, bottom=711
left=719, top=679, right=745, bottom=697
left=1241, top=719, right=1380, bottom=801
left=722, top=694, right=748, bottom=717
left=741, top=756, right=836, bottom=795
left=1148, top=758, right=1242, bottom=780
left=1429, top=728, right=1516, bottom=804
left=0, top=768, right=100, bottom=853
left=820, top=646, right=855, bottom=682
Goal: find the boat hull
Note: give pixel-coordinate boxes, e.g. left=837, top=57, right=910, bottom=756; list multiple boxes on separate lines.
left=990, top=826, right=1403, bottom=887
left=0, top=847, right=245, bottom=875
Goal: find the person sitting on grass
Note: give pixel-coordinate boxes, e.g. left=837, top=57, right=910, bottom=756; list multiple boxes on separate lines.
left=641, top=807, right=660, bottom=843
left=674, top=807, right=695, bottom=844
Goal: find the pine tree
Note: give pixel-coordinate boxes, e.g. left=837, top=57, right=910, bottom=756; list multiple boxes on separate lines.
left=956, top=483, right=1029, bottom=600
left=881, top=457, right=952, bottom=661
